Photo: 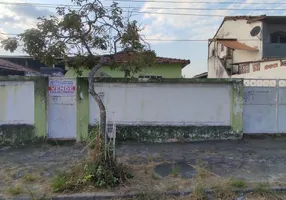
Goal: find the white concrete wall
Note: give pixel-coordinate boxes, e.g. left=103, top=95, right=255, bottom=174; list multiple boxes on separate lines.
left=215, top=20, right=263, bottom=63
left=89, top=83, right=231, bottom=126
left=0, top=81, right=34, bottom=125
left=208, top=20, right=263, bottom=78
left=232, top=60, right=286, bottom=79
left=208, top=56, right=230, bottom=78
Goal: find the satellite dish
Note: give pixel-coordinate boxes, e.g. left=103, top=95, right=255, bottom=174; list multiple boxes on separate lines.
left=250, top=26, right=261, bottom=37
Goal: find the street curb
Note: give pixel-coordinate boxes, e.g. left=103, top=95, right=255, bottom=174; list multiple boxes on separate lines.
left=2, top=187, right=286, bottom=200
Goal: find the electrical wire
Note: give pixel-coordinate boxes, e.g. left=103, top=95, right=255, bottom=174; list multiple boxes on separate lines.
left=1, top=1, right=286, bottom=11
left=0, top=33, right=263, bottom=42
left=2, top=0, right=286, bottom=6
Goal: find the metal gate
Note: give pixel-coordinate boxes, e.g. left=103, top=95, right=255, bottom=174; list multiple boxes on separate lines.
left=48, top=78, right=77, bottom=139
left=243, top=79, right=286, bottom=134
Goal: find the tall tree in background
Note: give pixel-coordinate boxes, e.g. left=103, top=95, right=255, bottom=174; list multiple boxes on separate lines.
left=1, top=0, right=156, bottom=140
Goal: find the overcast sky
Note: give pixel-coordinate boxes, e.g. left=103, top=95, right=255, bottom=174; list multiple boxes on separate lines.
left=0, top=0, right=285, bottom=77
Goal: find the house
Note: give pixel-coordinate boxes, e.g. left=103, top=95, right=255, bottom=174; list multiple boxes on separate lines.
left=193, top=72, right=208, bottom=78
left=64, top=52, right=190, bottom=78
left=0, top=59, right=39, bottom=76
left=208, top=15, right=286, bottom=79
left=0, top=55, right=65, bottom=76
left=0, top=54, right=190, bottom=78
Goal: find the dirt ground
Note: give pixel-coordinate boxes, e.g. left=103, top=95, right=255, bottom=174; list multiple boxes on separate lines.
left=1, top=137, right=286, bottom=199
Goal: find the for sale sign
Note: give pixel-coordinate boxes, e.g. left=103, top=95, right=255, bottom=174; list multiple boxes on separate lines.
left=49, top=79, right=76, bottom=97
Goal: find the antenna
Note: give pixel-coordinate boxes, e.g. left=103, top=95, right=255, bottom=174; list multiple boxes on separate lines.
left=250, top=26, right=261, bottom=38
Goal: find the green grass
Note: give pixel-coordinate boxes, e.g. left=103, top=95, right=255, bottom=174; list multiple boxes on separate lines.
left=22, top=173, right=39, bottom=183
left=231, top=179, right=247, bottom=188
left=191, top=183, right=208, bottom=200
left=211, top=180, right=236, bottom=200
left=171, top=165, right=180, bottom=177
left=253, top=182, right=282, bottom=200
left=6, top=186, right=23, bottom=195
left=51, top=172, right=69, bottom=192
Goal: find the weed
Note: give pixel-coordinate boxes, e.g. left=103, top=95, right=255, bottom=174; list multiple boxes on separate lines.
left=146, top=154, right=154, bottom=163
left=51, top=129, right=133, bottom=193
left=51, top=172, right=69, bottom=192
left=26, top=188, right=48, bottom=200
left=22, top=173, right=39, bottom=183
left=151, top=172, right=161, bottom=180
left=231, top=179, right=247, bottom=188
left=6, top=185, right=23, bottom=196
left=136, top=186, right=166, bottom=200
left=195, top=162, right=210, bottom=181
left=253, top=182, right=282, bottom=200
left=171, top=165, right=180, bottom=177
left=191, top=183, right=208, bottom=200
left=211, top=180, right=236, bottom=200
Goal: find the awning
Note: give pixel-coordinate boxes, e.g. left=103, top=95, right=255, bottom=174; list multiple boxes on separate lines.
left=217, top=40, right=258, bottom=51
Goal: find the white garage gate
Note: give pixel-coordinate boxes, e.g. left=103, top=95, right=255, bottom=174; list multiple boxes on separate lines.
left=243, top=79, right=286, bottom=134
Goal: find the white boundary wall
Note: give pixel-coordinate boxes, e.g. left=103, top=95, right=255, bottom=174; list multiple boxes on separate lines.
left=0, top=81, right=34, bottom=125
left=89, top=83, right=231, bottom=126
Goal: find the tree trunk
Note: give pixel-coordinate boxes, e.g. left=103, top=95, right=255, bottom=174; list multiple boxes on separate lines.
left=88, top=57, right=106, bottom=138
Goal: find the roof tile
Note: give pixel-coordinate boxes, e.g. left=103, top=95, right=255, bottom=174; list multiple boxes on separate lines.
left=0, top=59, right=37, bottom=73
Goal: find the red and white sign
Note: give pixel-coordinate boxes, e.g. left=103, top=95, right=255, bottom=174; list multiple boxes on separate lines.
left=48, top=86, right=76, bottom=93
left=49, top=79, right=76, bottom=97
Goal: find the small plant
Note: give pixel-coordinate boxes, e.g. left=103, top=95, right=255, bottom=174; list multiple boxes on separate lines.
left=137, top=189, right=164, bottom=200
left=192, top=183, right=208, bottom=200
left=253, top=182, right=282, bottom=200
left=151, top=172, right=161, bottom=180
left=211, top=180, right=236, bottom=200
left=51, top=172, right=69, bottom=192
left=22, top=173, right=39, bottom=183
left=51, top=128, right=133, bottom=193
left=171, top=165, right=180, bottom=177
left=231, top=179, right=247, bottom=188
left=6, top=185, right=22, bottom=195
left=26, top=188, right=47, bottom=200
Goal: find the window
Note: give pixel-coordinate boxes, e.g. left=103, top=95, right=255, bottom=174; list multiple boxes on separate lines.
left=270, top=31, right=286, bottom=43
left=212, top=49, right=215, bottom=56
left=226, top=47, right=232, bottom=57
left=221, top=44, right=224, bottom=52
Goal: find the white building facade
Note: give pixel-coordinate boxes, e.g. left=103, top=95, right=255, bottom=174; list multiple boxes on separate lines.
left=208, top=15, right=286, bottom=79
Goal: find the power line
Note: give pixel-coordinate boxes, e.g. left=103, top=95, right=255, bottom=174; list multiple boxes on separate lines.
left=2, top=1, right=286, bottom=11
left=2, top=0, right=286, bottom=6
left=0, top=33, right=263, bottom=42
left=109, top=0, right=286, bottom=4
left=0, top=1, right=284, bottom=18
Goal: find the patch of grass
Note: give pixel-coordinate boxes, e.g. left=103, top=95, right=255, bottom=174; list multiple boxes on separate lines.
left=191, top=183, right=208, bottom=200
left=51, top=171, right=70, bottom=192
left=253, top=182, right=282, bottom=200
left=231, top=179, right=247, bottom=188
left=136, top=191, right=164, bottom=200
left=171, top=165, right=180, bottom=177
left=26, top=188, right=48, bottom=200
left=211, top=180, right=236, bottom=200
left=6, top=185, right=23, bottom=196
left=195, top=162, right=211, bottom=181
left=151, top=172, right=161, bottom=180
left=22, top=173, right=39, bottom=183
left=50, top=130, right=133, bottom=193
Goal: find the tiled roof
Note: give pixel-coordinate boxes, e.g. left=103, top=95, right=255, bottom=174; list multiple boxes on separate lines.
left=216, top=39, right=258, bottom=51
left=224, top=15, right=266, bottom=21
left=0, top=59, right=36, bottom=73
left=193, top=72, right=208, bottom=78
left=102, top=53, right=190, bottom=68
